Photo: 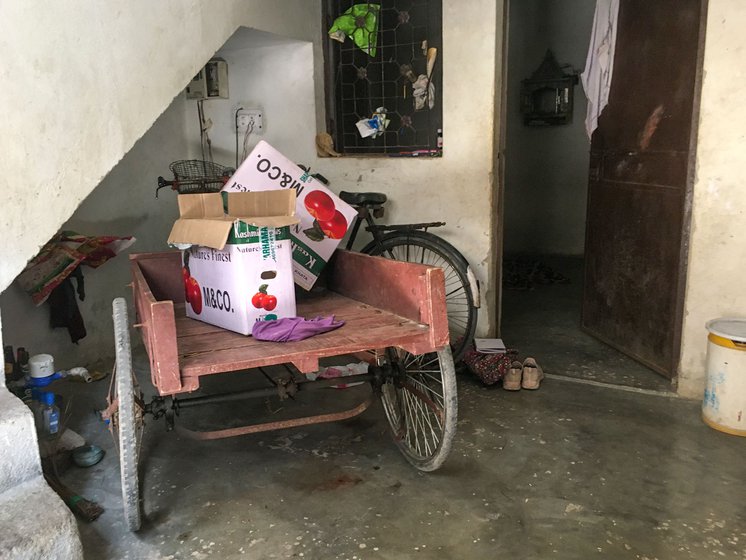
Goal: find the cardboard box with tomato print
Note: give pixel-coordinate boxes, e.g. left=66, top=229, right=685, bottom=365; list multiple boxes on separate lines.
left=222, top=141, right=358, bottom=290
left=167, top=190, right=300, bottom=335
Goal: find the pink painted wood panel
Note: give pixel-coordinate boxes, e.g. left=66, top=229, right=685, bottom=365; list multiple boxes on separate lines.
left=329, top=250, right=449, bottom=348
left=177, top=294, right=428, bottom=379
left=130, top=255, right=181, bottom=394
left=134, top=251, right=184, bottom=303
left=129, top=250, right=449, bottom=395
left=328, top=251, right=426, bottom=323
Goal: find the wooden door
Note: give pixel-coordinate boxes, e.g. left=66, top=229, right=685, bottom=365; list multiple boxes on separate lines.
left=581, top=0, right=706, bottom=377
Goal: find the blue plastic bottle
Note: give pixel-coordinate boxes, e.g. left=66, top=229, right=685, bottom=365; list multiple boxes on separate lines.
left=41, top=392, right=60, bottom=437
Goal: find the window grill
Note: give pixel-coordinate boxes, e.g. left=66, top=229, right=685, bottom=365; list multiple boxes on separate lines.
left=323, top=0, right=443, bottom=155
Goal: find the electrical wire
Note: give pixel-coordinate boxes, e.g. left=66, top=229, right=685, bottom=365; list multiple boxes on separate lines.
left=240, top=120, right=255, bottom=164
left=197, top=100, right=214, bottom=166
left=197, top=100, right=206, bottom=165
left=235, top=107, right=243, bottom=169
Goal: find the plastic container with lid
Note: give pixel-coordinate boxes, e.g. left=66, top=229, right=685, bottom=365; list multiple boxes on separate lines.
left=702, top=317, right=746, bottom=436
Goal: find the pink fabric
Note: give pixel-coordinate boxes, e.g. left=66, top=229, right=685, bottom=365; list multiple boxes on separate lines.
left=252, top=316, right=345, bottom=342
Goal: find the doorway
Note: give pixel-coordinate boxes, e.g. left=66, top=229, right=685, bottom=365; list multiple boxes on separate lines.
left=498, top=0, right=705, bottom=391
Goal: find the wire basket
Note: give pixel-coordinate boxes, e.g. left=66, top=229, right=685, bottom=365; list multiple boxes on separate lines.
left=156, top=160, right=235, bottom=197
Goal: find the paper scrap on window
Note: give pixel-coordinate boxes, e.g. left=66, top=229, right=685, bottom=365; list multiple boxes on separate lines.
left=328, top=4, right=380, bottom=57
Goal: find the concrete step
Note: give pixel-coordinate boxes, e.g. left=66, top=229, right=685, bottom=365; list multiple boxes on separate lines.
left=0, top=477, right=82, bottom=559
left=0, top=390, right=41, bottom=495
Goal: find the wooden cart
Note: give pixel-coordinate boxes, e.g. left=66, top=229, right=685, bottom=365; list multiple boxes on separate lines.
left=108, top=250, right=457, bottom=531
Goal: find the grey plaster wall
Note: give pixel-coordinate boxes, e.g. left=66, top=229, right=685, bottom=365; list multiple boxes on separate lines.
left=503, top=0, right=596, bottom=256
left=0, top=96, right=188, bottom=369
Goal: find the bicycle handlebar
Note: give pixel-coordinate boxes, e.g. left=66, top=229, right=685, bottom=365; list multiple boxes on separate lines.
left=155, top=176, right=176, bottom=198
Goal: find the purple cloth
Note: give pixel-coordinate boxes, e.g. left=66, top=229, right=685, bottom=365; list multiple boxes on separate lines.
left=251, top=316, right=345, bottom=342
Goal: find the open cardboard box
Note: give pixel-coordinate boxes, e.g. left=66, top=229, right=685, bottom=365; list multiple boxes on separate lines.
left=167, top=190, right=300, bottom=335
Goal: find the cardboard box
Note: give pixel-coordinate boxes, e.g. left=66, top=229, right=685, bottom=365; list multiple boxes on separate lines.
left=222, top=140, right=358, bottom=290
left=167, top=190, right=300, bottom=335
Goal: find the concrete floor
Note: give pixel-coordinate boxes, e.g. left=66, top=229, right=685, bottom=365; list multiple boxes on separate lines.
left=50, top=348, right=746, bottom=560
left=502, top=255, right=674, bottom=392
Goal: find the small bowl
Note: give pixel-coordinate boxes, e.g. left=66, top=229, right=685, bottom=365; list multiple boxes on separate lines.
left=72, top=445, right=105, bottom=468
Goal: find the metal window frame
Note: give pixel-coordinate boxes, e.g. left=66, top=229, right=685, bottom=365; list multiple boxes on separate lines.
left=323, top=0, right=443, bottom=156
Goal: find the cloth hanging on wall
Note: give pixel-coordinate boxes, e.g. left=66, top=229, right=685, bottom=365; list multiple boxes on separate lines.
left=48, top=266, right=87, bottom=343
left=581, top=0, right=620, bottom=139
left=17, top=231, right=135, bottom=305
left=17, top=231, right=134, bottom=343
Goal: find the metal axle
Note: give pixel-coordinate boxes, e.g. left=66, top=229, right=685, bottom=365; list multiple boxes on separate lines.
left=143, top=363, right=394, bottom=432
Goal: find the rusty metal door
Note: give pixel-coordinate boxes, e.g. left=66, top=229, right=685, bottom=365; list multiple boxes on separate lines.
left=581, top=0, right=706, bottom=377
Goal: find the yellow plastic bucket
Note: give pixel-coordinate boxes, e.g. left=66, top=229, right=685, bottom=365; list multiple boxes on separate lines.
left=703, top=318, right=746, bottom=436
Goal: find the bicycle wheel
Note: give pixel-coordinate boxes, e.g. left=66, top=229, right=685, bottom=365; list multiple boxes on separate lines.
left=380, top=347, right=457, bottom=471
left=362, top=231, right=477, bottom=362
left=112, top=298, right=143, bottom=532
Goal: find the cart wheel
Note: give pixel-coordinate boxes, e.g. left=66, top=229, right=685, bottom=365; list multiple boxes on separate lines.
left=380, top=347, right=458, bottom=471
left=112, top=298, right=143, bottom=532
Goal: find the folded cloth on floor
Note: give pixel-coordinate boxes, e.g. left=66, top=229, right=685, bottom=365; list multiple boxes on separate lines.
left=252, top=316, right=345, bottom=342
left=462, top=347, right=520, bottom=386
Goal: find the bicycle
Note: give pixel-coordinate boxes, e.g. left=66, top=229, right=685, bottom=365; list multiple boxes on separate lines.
left=334, top=187, right=480, bottom=363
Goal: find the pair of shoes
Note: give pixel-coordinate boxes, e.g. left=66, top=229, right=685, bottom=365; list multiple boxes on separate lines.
left=502, top=358, right=544, bottom=391
left=521, top=357, right=544, bottom=390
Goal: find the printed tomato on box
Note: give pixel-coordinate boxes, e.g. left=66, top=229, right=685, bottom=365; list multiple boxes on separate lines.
left=303, top=190, right=336, bottom=221
left=222, top=140, right=358, bottom=290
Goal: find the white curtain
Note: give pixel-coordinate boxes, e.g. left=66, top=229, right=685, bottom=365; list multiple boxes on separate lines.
left=581, top=0, right=620, bottom=139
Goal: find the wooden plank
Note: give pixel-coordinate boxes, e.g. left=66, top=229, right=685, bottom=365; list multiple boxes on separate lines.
left=174, top=311, right=228, bottom=337
left=150, top=301, right=182, bottom=395
left=130, top=259, right=156, bottom=385
left=134, top=251, right=183, bottom=303
left=180, top=328, right=425, bottom=378
left=179, top=294, right=428, bottom=354
left=328, top=250, right=430, bottom=324
left=176, top=293, right=421, bottom=344
left=178, top=292, right=429, bottom=378
left=131, top=259, right=182, bottom=394
left=178, top=317, right=420, bottom=360
left=423, top=267, right=449, bottom=349
left=328, top=251, right=449, bottom=349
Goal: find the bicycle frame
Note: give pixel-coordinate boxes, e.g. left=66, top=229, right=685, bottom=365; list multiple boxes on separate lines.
left=344, top=203, right=446, bottom=251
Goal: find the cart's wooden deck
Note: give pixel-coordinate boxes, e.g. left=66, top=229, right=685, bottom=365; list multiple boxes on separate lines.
left=175, top=293, right=428, bottom=378
left=131, top=250, right=448, bottom=395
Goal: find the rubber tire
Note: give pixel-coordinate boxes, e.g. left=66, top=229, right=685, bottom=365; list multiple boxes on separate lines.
left=112, top=298, right=142, bottom=532
left=362, top=231, right=477, bottom=362
left=381, top=347, right=458, bottom=472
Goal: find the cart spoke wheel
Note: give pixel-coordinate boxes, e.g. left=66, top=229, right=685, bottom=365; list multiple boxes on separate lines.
left=380, top=347, right=457, bottom=471
left=112, top=298, right=143, bottom=532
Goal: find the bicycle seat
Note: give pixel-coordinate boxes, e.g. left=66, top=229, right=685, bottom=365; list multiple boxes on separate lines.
left=339, top=191, right=387, bottom=207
